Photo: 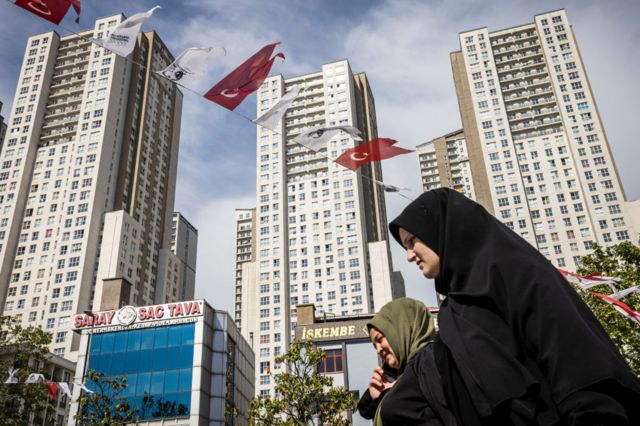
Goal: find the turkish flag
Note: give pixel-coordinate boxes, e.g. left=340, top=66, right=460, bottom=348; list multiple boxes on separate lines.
left=45, top=381, right=59, bottom=400
left=335, top=138, right=414, bottom=171
left=204, top=43, right=284, bottom=111
left=15, top=0, right=72, bottom=25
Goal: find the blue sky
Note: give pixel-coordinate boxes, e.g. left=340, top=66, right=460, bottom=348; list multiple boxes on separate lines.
left=1, top=0, right=639, bottom=311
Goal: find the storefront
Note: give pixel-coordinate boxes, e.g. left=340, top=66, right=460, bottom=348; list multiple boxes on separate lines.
left=68, top=300, right=254, bottom=425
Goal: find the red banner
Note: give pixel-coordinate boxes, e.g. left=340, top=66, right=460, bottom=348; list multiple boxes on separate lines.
left=15, top=0, right=72, bottom=25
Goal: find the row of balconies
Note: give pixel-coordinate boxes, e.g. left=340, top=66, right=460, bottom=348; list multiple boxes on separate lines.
left=505, top=96, right=556, bottom=112
left=44, top=104, right=80, bottom=121
left=52, top=66, right=87, bottom=80
left=496, top=58, right=545, bottom=73
left=510, top=116, right=562, bottom=132
left=287, top=160, right=328, bottom=176
left=492, top=40, right=540, bottom=56
left=508, top=107, right=559, bottom=122
left=45, top=94, right=82, bottom=109
left=512, top=125, right=563, bottom=141
left=494, top=49, right=542, bottom=65
left=498, top=67, right=546, bottom=83
left=501, top=77, right=550, bottom=93
left=48, top=85, right=84, bottom=99
left=54, top=56, right=89, bottom=70
left=503, top=85, right=553, bottom=102
left=490, top=31, right=537, bottom=47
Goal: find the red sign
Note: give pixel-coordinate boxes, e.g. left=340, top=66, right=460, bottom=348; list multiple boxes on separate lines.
left=15, top=0, right=72, bottom=25
left=73, top=300, right=204, bottom=330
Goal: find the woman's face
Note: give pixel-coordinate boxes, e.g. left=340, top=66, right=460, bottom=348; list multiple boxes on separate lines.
left=369, top=327, right=399, bottom=369
left=399, top=228, right=440, bottom=279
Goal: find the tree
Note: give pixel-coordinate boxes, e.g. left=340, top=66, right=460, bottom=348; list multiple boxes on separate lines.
left=74, top=369, right=139, bottom=425
left=249, top=339, right=356, bottom=425
left=0, top=315, right=56, bottom=425
left=576, top=241, right=640, bottom=375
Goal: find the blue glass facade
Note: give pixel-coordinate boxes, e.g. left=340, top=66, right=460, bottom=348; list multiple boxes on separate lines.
left=87, top=323, right=194, bottom=421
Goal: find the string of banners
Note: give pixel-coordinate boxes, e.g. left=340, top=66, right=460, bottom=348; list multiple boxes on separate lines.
left=558, top=269, right=640, bottom=327
left=3, top=367, right=94, bottom=400
left=9, top=1, right=415, bottom=190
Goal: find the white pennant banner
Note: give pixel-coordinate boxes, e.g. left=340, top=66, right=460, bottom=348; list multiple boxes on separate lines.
left=156, top=46, right=226, bottom=87
left=254, top=85, right=302, bottom=131
left=93, top=6, right=161, bottom=58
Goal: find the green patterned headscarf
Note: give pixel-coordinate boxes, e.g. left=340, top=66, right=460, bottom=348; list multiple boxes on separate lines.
left=368, top=298, right=436, bottom=426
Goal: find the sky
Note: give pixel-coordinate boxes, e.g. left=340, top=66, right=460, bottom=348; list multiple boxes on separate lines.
left=0, top=0, right=639, bottom=312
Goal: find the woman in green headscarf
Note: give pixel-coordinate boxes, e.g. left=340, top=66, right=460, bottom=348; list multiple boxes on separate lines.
left=357, top=298, right=456, bottom=426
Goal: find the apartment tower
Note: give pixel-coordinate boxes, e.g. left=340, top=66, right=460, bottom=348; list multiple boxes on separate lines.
left=0, top=15, right=189, bottom=359
left=426, top=9, right=637, bottom=271
left=234, top=208, right=256, bottom=330
left=242, top=60, right=404, bottom=396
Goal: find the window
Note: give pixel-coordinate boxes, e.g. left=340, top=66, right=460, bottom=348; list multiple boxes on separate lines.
left=318, top=348, right=343, bottom=373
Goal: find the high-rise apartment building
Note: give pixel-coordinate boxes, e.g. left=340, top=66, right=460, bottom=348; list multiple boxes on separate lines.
left=156, top=212, right=198, bottom=304
left=0, top=15, right=188, bottom=359
left=417, top=129, right=478, bottom=200
left=241, top=60, right=405, bottom=396
left=422, top=9, right=637, bottom=270
left=234, top=208, right=255, bottom=330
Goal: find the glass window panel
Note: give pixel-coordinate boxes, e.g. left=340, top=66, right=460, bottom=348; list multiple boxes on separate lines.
left=124, top=350, right=141, bottom=373
left=164, top=370, right=179, bottom=393
left=176, top=391, right=191, bottom=414
left=137, top=350, right=152, bottom=373
left=140, top=329, right=154, bottom=350
left=151, top=347, right=170, bottom=371
left=168, top=326, right=182, bottom=347
left=182, top=324, right=195, bottom=345
left=110, top=353, right=126, bottom=375
left=113, top=332, right=127, bottom=353
left=101, top=333, right=115, bottom=353
left=165, top=346, right=180, bottom=368
left=89, top=353, right=108, bottom=373
left=136, top=372, right=151, bottom=396
left=177, top=345, right=193, bottom=369
left=122, top=374, right=137, bottom=397
left=150, top=371, right=164, bottom=394
left=178, top=368, right=192, bottom=392
left=89, top=334, right=103, bottom=354
left=154, top=327, right=168, bottom=349
left=126, top=330, right=141, bottom=351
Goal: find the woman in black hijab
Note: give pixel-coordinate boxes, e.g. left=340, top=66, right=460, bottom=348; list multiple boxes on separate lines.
left=389, top=188, right=640, bottom=425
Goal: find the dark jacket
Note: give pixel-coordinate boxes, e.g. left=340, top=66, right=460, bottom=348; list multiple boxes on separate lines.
left=357, top=343, right=456, bottom=426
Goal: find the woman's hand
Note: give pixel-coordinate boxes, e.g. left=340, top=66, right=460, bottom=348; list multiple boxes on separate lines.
left=368, top=366, right=395, bottom=399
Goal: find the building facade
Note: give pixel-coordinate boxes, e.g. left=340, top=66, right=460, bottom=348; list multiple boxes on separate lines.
left=241, top=60, right=404, bottom=396
left=68, top=300, right=254, bottom=425
left=0, top=15, right=191, bottom=360
left=424, top=9, right=637, bottom=270
left=157, top=212, right=198, bottom=305
left=417, top=129, right=477, bottom=200
left=233, top=208, right=255, bottom=330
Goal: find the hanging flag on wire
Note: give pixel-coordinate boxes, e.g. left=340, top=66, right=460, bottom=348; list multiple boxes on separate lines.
left=74, top=379, right=94, bottom=393
left=292, top=125, right=362, bottom=152
left=591, top=292, right=640, bottom=327
left=4, top=367, right=19, bottom=384
left=14, top=0, right=72, bottom=24
left=254, top=85, right=302, bottom=131
left=45, top=381, right=60, bottom=400
left=374, top=179, right=410, bottom=193
left=204, top=42, right=285, bottom=111
left=25, top=373, right=44, bottom=384
left=558, top=269, right=617, bottom=292
left=58, top=382, right=72, bottom=398
left=93, top=6, right=161, bottom=58
left=335, top=138, right=413, bottom=171
left=156, top=46, right=226, bottom=87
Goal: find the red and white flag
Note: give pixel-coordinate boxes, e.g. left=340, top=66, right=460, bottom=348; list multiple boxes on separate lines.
left=15, top=0, right=71, bottom=25
left=335, top=138, right=413, bottom=171
left=45, top=381, right=59, bottom=400
left=591, top=292, right=640, bottom=327
left=204, top=43, right=284, bottom=111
